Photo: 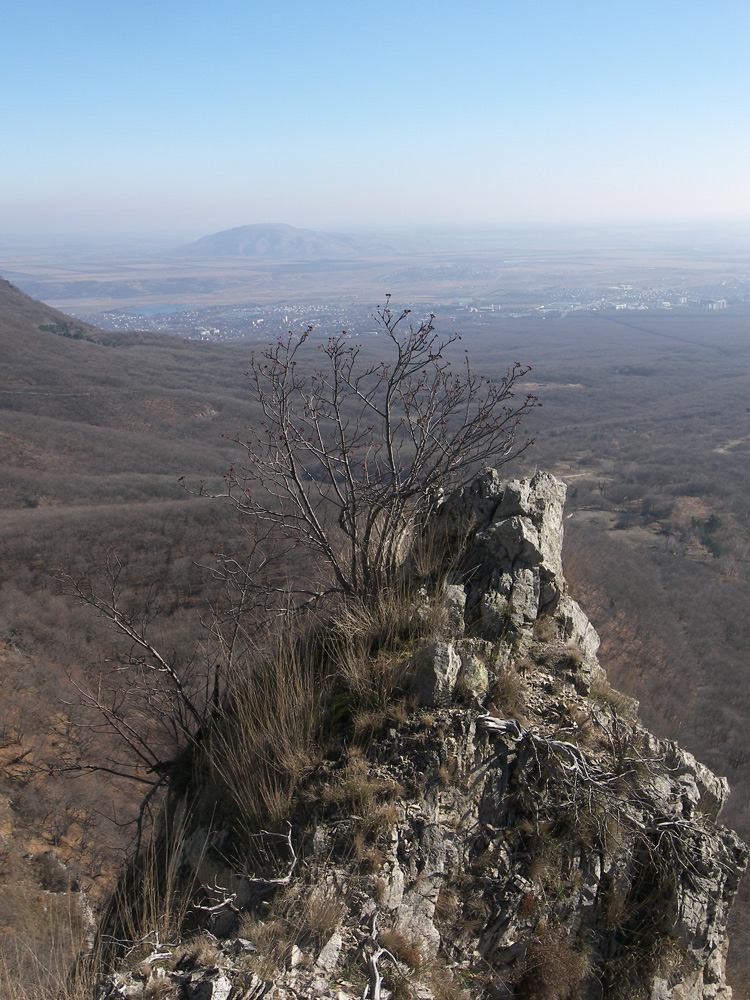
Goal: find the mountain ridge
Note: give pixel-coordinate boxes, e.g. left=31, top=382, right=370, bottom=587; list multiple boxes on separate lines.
left=173, top=222, right=393, bottom=259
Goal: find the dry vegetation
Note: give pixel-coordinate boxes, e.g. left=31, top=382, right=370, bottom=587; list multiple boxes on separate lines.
left=2, top=279, right=750, bottom=992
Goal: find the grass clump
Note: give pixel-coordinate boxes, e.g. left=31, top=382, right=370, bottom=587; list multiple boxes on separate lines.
left=236, top=883, right=344, bottom=978
left=518, top=926, right=585, bottom=1000
left=379, top=926, right=423, bottom=970
left=429, top=965, right=472, bottom=1000
left=589, top=677, right=638, bottom=722
left=203, top=628, right=327, bottom=835
left=170, top=934, right=222, bottom=971
left=487, top=664, right=526, bottom=717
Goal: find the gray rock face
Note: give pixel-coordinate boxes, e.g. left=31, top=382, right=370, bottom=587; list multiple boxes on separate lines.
left=101, top=469, right=746, bottom=1000
left=188, top=973, right=233, bottom=1000
left=437, top=470, right=568, bottom=632
left=314, top=932, right=342, bottom=974
left=442, top=583, right=467, bottom=636
left=556, top=593, right=600, bottom=659
left=411, top=641, right=461, bottom=706
left=456, top=644, right=490, bottom=701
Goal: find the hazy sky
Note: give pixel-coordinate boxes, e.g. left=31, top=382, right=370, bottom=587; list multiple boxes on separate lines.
left=2, top=0, right=748, bottom=238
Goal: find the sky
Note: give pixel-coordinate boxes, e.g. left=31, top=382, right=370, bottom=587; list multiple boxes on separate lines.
left=1, top=0, right=749, bottom=239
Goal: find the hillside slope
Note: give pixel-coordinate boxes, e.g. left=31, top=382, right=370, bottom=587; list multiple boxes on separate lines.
left=2, top=279, right=750, bottom=996
left=0, top=281, right=262, bottom=994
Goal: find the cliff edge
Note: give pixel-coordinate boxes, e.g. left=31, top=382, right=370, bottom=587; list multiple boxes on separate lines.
left=96, top=472, right=747, bottom=1000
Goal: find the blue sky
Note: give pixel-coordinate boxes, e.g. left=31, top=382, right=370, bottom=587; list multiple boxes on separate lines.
left=1, top=0, right=748, bottom=237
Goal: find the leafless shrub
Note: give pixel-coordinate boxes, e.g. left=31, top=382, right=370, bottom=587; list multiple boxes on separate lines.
left=215, top=301, right=537, bottom=598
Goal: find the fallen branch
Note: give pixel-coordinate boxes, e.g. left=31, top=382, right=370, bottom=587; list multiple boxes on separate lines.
left=194, top=878, right=240, bottom=930
left=355, top=912, right=400, bottom=1000
left=244, top=821, right=298, bottom=888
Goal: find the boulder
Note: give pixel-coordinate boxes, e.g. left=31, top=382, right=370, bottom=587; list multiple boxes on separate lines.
left=411, top=642, right=461, bottom=706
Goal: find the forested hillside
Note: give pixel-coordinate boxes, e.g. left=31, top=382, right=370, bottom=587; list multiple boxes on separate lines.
left=1, top=281, right=750, bottom=993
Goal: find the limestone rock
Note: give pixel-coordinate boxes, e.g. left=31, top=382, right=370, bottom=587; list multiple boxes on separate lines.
left=436, top=470, right=568, bottom=633
left=442, top=584, right=466, bottom=636
left=479, top=590, right=510, bottom=635
left=188, top=973, right=233, bottom=1000
left=662, top=740, right=731, bottom=821
left=95, top=975, right=132, bottom=1000
left=97, top=468, right=746, bottom=1000
left=456, top=648, right=489, bottom=701
left=411, top=641, right=461, bottom=706
left=555, top=594, right=600, bottom=660
left=315, top=933, right=342, bottom=974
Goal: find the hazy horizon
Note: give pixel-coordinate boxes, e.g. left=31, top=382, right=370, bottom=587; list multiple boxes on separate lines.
left=2, top=0, right=749, bottom=240
left=3, top=219, right=750, bottom=257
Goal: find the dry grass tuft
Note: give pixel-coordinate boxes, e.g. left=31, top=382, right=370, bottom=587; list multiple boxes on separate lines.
left=141, top=979, right=180, bottom=1000
left=236, top=883, right=344, bottom=977
left=434, top=887, right=459, bottom=922
left=518, top=926, right=585, bottom=1000
left=360, top=845, right=385, bottom=873
left=564, top=642, right=583, bottom=667
left=205, top=628, right=326, bottom=834
left=327, top=587, right=429, bottom=713
left=97, top=806, right=201, bottom=974
left=236, top=912, right=291, bottom=977
left=429, top=965, right=472, bottom=1000
left=589, top=677, right=638, bottom=722
left=488, top=664, right=526, bottom=716
left=170, top=934, right=222, bottom=970
left=379, top=926, right=423, bottom=970
left=300, top=888, right=345, bottom=946
left=532, top=616, right=558, bottom=644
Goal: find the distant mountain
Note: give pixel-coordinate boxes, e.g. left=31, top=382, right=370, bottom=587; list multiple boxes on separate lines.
left=174, top=223, right=392, bottom=260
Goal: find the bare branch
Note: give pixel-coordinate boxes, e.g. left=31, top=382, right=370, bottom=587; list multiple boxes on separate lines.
left=202, top=304, right=538, bottom=597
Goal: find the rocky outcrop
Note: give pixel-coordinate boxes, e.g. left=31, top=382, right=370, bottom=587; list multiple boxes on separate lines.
left=99, top=471, right=747, bottom=1000
left=436, top=469, right=567, bottom=629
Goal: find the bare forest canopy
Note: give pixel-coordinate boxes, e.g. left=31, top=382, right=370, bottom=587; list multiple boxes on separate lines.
left=2, top=276, right=750, bottom=989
